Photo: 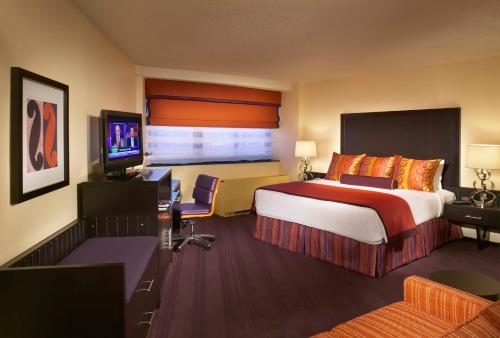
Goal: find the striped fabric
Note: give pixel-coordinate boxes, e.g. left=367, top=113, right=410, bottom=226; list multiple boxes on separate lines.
left=394, top=158, right=442, bottom=192
left=447, top=301, right=500, bottom=337
left=311, top=276, right=494, bottom=338
left=403, top=276, right=492, bottom=326
left=254, top=216, right=462, bottom=277
left=311, top=301, right=453, bottom=338
left=359, top=156, right=397, bottom=178
left=325, top=153, right=366, bottom=181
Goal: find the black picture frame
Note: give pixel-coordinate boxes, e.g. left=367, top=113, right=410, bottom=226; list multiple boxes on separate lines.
left=10, top=67, right=69, bottom=205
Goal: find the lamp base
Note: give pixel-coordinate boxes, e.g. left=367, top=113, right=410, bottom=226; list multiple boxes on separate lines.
left=299, top=157, right=313, bottom=181
left=471, top=169, right=497, bottom=208
left=471, top=190, right=497, bottom=208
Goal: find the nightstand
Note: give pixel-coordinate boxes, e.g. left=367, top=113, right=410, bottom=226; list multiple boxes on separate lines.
left=309, top=172, right=326, bottom=180
left=444, top=203, right=500, bottom=249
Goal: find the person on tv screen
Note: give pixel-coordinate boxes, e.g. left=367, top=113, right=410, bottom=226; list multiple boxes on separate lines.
left=127, top=126, right=139, bottom=148
left=111, top=124, right=125, bottom=148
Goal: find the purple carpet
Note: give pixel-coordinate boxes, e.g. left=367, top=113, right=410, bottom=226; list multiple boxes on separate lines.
left=150, top=214, right=500, bottom=338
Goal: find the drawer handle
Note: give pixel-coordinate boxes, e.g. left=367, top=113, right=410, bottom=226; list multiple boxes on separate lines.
left=136, top=279, right=154, bottom=292
left=465, top=215, right=482, bottom=220
left=138, top=310, right=156, bottom=326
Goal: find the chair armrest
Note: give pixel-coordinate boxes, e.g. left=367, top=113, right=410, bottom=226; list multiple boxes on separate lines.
left=403, top=275, right=492, bottom=325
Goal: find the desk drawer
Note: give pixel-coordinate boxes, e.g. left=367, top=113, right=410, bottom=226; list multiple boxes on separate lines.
left=133, top=262, right=161, bottom=338
left=125, top=249, right=160, bottom=338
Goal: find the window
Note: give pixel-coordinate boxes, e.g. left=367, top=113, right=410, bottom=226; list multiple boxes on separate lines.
left=146, top=126, right=274, bottom=165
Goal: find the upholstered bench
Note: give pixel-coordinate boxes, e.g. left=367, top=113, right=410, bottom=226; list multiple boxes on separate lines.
left=59, top=236, right=159, bottom=304
left=0, top=219, right=165, bottom=338
left=312, top=275, right=500, bottom=338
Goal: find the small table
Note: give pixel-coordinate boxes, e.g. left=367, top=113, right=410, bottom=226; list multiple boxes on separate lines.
left=430, top=270, right=500, bottom=301
left=443, top=202, right=500, bottom=249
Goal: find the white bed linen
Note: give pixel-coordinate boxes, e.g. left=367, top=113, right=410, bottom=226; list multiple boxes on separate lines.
left=255, top=179, right=455, bottom=245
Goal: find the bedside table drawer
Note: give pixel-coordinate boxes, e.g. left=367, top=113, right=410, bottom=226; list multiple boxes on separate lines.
left=445, top=206, right=484, bottom=225
left=445, top=204, right=500, bottom=228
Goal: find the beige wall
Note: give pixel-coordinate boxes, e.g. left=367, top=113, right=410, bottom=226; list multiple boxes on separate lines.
left=155, top=162, right=281, bottom=202
left=0, top=0, right=136, bottom=264
left=300, top=55, right=500, bottom=241
left=274, top=83, right=301, bottom=179
left=301, top=55, right=500, bottom=185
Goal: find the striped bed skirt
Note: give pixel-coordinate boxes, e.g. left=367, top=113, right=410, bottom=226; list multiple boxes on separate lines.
left=254, top=215, right=462, bottom=277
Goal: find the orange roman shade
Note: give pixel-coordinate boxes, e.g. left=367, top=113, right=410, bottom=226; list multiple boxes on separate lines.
left=145, top=79, right=282, bottom=128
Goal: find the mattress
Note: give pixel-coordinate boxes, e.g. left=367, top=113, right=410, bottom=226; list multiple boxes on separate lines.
left=254, top=179, right=455, bottom=244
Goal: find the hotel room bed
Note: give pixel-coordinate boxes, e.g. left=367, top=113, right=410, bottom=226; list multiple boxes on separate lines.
left=254, top=108, right=463, bottom=277
left=254, top=179, right=462, bottom=277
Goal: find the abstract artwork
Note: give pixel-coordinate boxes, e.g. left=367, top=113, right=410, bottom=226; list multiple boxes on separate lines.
left=10, top=67, right=69, bottom=204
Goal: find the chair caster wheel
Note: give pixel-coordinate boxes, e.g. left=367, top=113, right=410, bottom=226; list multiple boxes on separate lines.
left=173, top=246, right=181, bottom=253
left=204, top=245, right=211, bottom=251
left=208, top=238, right=216, bottom=242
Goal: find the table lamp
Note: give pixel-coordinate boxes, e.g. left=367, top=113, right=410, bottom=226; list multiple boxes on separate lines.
left=465, top=144, right=500, bottom=208
left=295, top=140, right=317, bottom=181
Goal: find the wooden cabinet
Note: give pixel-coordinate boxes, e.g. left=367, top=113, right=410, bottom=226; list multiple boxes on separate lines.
left=78, top=168, right=174, bottom=336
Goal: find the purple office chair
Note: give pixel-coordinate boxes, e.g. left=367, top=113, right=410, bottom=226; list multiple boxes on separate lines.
left=171, top=174, right=220, bottom=252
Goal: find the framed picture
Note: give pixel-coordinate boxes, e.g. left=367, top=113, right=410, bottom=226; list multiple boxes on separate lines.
left=10, top=67, right=69, bottom=205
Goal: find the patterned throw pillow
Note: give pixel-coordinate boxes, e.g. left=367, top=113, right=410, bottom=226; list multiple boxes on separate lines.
left=359, top=156, right=397, bottom=178
left=394, top=157, right=442, bottom=192
left=326, top=152, right=366, bottom=181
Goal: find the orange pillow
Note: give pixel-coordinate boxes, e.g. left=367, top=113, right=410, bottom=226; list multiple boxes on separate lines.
left=394, top=157, right=442, bottom=192
left=326, top=153, right=366, bottom=181
left=359, top=156, right=397, bottom=178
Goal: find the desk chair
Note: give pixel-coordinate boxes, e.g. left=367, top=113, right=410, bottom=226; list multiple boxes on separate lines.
left=172, top=174, right=219, bottom=252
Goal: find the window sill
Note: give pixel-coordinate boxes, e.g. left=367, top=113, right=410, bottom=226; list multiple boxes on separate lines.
left=148, top=159, right=279, bottom=167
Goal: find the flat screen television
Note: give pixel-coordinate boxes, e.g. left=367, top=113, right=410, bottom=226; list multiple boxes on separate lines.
left=100, top=110, right=143, bottom=174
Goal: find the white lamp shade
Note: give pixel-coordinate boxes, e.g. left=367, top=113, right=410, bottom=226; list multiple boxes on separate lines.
left=295, top=140, right=317, bottom=157
left=465, top=144, right=500, bottom=169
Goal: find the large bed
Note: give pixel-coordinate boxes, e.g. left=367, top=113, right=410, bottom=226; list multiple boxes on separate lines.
left=254, top=108, right=463, bottom=277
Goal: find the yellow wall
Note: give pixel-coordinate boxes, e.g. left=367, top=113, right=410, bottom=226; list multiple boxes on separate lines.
left=0, top=0, right=136, bottom=264
left=301, top=55, right=500, bottom=185
left=300, top=55, right=500, bottom=241
left=156, top=162, right=281, bottom=202
left=274, top=83, right=301, bottom=179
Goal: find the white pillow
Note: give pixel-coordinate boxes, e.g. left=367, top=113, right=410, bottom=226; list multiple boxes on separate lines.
left=433, top=160, right=445, bottom=191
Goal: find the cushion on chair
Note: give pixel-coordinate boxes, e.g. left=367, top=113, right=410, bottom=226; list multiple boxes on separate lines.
left=58, top=236, right=159, bottom=303
left=173, top=202, right=211, bottom=216
left=192, top=175, right=218, bottom=205
left=196, top=174, right=218, bottom=191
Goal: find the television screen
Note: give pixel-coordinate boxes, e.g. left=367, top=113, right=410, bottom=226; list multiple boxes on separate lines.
left=106, top=115, right=141, bottom=160
left=100, top=110, right=144, bottom=174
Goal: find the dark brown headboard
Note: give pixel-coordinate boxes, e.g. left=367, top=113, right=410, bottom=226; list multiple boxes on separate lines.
left=341, top=108, right=461, bottom=189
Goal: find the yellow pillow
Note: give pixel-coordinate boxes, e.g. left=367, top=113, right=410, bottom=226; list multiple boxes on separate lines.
left=394, top=158, right=441, bottom=192
left=325, top=152, right=366, bottom=181
left=359, top=156, right=397, bottom=178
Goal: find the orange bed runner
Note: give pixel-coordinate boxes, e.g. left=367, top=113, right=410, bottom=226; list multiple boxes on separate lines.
left=258, top=182, right=417, bottom=244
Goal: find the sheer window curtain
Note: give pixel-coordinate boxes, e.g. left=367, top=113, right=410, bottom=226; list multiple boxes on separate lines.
left=145, top=126, right=274, bottom=164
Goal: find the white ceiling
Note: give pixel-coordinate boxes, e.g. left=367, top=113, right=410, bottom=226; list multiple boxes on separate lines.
left=71, top=0, right=500, bottom=83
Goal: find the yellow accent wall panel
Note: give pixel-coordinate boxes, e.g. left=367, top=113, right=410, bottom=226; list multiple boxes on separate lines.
left=215, top=175, right=289, bottom=217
